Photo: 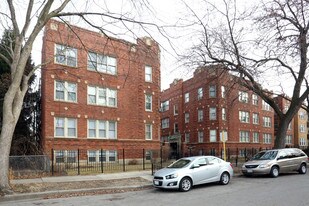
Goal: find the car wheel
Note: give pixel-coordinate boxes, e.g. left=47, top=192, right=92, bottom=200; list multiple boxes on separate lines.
left=179, top=177, right=192, bottom=192
left=220, top=172, right=230, bottom=185
left=270, top=166, right=279, bottom=178
left=299, top=163, right=307, bottom=174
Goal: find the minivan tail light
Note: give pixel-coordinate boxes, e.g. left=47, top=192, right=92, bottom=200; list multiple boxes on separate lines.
left=230, top=163, right=233, bottom=169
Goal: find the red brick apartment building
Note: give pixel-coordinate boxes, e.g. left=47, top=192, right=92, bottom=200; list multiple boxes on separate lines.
left=41, top=20, right=161, bottom=162
left=160, top=66, right=275, bottom=158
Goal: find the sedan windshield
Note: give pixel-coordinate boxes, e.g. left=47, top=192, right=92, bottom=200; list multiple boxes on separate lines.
left=167, top=159, right=191, bottom=168
left=252, top=151, right=278, bottom=160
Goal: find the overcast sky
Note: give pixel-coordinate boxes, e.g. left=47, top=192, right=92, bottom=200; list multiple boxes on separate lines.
left=0, top=0, right=296, bottom=94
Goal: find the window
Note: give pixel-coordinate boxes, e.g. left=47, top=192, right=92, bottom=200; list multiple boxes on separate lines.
left=87, top=52, right=117, bottom=75
left=300, top=124, right=306, bottom=133
left=209, top=85, right=216, bottom=98
left=184, top=93, right=189, bottom=103
left=55, top=44, right=77, bottom=67
left=210, top=130, right=216, bottom=142
left=252, top=94, right=258, bottom=105
left=239, top=111, right=250, bottom=123
left=252, top=113, right=259, bottom=124
left=299, top=111, right=306, bottom=120
left=54, top=150, right=77, bottom=163
left=221, top=86, right=226, bottom=98
left=185, top=133, right=190, bottom=143
left=253, top=132, right=259, bottom=143
left=239, top=149, right=246, bottom=157
left=284, top=104, right=289, bottom=113
left=87, top=120, right=117, bottom=139
left=161, top=100, right=169, bottom=112
left=161, top=118, right=170, bottom=129
left=222, top=108, right=226, bottom=120
left=145, top=124, right=152, bottom=140
left=99, top=150, right=117, bottom=162
left=145, top=65, right=152, bottom=82
left=55, top=117, right=77, bottom=138
left=300, top=138, right=307, bottom=146
left=198, top=87, right=203, bottom=100
left=87, top=150, right=118, bottom=163
left=239, top=91, right=249, bottom=103
left=285, top=135, right=292, bottom=144
left=174, top=123, right=179, bottom=133
left=185, top=113, right=190, bottom=123
left=209, top=107, right=217, bottom=120
left=145, top=151, right=152, bottom=160
left=174, top=104, right=179, bottom=115
left=145, top=94, right=152, bottom=111
left=198, top=109, right=203, bottom=122
left=87, top=86, right=117, bottom=107
left=239, top=131, right=249, bottom=142
left=263, top=133, right=272, bottom=144
left=263, top=117, right=271, bottom=127
left=262, top=100, right=271, bottom=111
left=55, top=80, right=77, bottom=102
left=198, top=131, right=204, bottom=143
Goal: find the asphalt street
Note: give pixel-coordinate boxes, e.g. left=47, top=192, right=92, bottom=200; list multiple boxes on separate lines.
left=1, top=172, right=309, bottom=206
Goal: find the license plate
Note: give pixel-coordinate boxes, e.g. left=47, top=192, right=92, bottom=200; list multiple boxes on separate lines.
left=247, top=169, right=253, bottom=173
left=154, top=180, right=159, bottom=185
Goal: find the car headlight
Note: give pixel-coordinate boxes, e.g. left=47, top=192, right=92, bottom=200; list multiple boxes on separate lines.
left=165, top=173, right=178, bottom=179
left=259, top=163, right=271, bottom=168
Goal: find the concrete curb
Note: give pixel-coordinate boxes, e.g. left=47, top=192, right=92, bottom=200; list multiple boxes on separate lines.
left=0, top=184, right=153, bottom=203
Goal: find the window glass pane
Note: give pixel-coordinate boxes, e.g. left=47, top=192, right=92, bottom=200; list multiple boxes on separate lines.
left=67, top=119, right=76, bottom=137
left=98, top=88, right=106, bottom=105
left=88, top=87, right=96, bottom=104
left=67, top=83, right=77, bottom=101
left=55, top=81, right=65, bottom=100
left=87, top=52, right=97, bottom=70
left=98, top=121, right=106, bottom=137
left=109, top=122, right=116, bottom=138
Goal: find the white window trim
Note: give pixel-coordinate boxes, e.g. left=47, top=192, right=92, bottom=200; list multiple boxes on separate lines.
left=87, top=51, right=117, bottom=75
left=54, top=117, right=77, bottom=138
left=145, top=124, right=153, bottom=140
left=54, top=80, right=77, bottom=102
left=145, top=65, right=153, bottom=82
left=87, top=119, right=117, bottom=139
left=87, top=86, right=117, bottom=107
left=145, top=94, right=152, bottom=112
left=54, top=44, right=77, bottom=67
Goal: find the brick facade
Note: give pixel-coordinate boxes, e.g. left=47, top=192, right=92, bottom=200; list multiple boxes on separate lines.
left=160, top=66, right=275, bottom=157
left=41, top=20, right=161, bottom=158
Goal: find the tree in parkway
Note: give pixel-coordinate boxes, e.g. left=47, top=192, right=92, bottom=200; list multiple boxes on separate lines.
left=0, top=0, right=169, bottom=194
left=184, top=0, right=309, bottom=149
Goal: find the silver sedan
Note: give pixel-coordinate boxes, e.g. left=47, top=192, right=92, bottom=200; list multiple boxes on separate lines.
left=153, top=156, right=234, bottom=192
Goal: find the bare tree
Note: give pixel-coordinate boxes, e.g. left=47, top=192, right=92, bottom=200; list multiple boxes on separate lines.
left=0, top=0, right=171, bottom=195
left=183, top=0, right=309, bottom=149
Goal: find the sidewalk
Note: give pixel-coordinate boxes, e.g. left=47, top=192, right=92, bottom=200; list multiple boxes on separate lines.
left=0, top=170, right=154, bottom=203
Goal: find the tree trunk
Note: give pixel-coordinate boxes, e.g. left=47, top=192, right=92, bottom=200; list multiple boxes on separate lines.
left=274, top=118, right=289, bottom=149
left=0, top=88, right=25, bottom=194
left=0, top=119, right=15, bottom=194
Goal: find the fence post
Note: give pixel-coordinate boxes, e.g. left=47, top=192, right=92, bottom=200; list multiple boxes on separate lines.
left=77, top=149, right=80, bottom=175
left=236, top=148, right=239, bottom=167
left=160, top=146, right=163, bottom=168
left=51, top=149, right=54, bottom=176
left=123, top=149, right=125, bottom=172
left=101, top=149, right=103, bottom=173
left=142, top=149, right=145, bottom=170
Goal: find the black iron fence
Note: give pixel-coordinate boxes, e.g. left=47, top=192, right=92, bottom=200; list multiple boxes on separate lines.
left=50, top=148, right=159, bottom=176
left=9, top=147, right=308, bottom=177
